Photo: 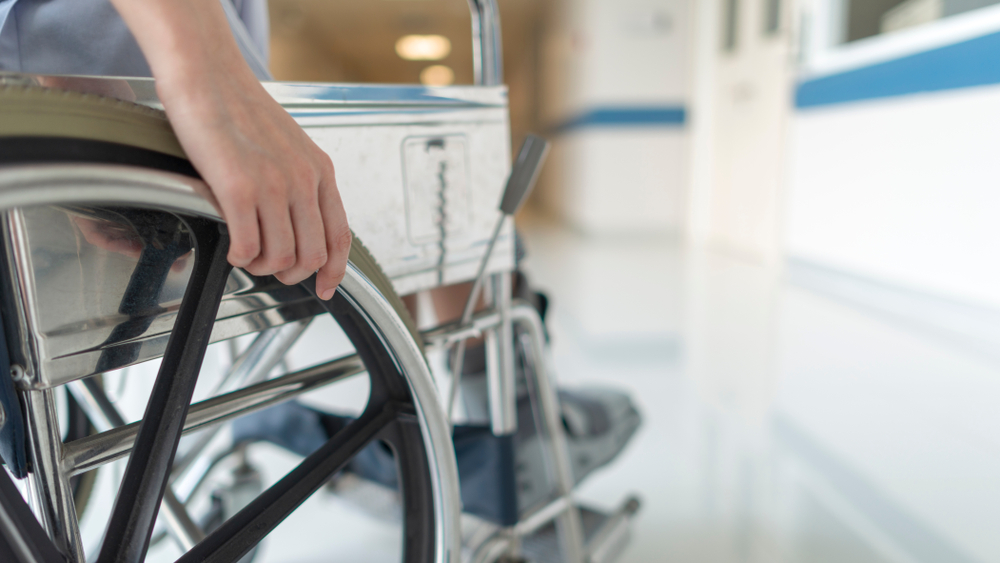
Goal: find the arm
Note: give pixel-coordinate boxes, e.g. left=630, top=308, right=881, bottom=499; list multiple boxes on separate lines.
left=109, top=0, right=349, bottom=300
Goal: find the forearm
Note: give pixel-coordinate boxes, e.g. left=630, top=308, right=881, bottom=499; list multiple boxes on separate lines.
left=108, top=0, right=255, bottom=100
left=106, top=0, right=350, bottom=299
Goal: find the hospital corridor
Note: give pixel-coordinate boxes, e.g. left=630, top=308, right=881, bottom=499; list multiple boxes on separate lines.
left=1, top=0, right=1000, bottom=562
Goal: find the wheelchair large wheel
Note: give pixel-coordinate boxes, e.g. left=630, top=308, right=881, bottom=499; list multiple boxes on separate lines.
left=0, top=84, right=460, bottom=563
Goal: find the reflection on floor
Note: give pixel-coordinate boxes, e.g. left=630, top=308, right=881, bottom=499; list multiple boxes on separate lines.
left=517, top=219, right=1000, bottom=563
left=81, top=218, right=1000, bottom=563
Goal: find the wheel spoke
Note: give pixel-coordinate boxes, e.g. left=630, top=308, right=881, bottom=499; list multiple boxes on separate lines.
left=380, top=414, right=437, bottom=563
left=68, top=375, right=206, bottom=551
left=97, top=217, right=232, bottom=563
left=176, top=400, right=406, bottom=563
left=170, top=320, right=312, bottom=482
left=0, top=463, right=65, bottom=563
left=92, top=208, right=198, bottom=374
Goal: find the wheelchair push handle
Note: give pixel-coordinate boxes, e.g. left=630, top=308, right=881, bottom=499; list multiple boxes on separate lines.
left=468, top=0, right=504, bottom=86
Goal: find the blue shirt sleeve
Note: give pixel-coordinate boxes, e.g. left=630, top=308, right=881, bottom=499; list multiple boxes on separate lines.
left=0, top=0, right=269, bottom=78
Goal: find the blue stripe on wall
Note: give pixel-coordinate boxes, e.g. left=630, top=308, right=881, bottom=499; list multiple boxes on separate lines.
left=797, top=30, right=1000, bottom=108
left=556, top=106, right=687, bottom=132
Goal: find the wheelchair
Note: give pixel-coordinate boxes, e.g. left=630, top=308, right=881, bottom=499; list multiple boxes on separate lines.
left=0, top=2, right=640, bottom=562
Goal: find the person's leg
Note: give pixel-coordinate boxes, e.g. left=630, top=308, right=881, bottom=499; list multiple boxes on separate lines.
left=403, top=230, right=529, bottom=325
left=402, top=282, right=484, bottom=327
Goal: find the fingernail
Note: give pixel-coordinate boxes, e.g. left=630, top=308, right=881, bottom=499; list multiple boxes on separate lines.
left=321, top=288, right=336, bottom=301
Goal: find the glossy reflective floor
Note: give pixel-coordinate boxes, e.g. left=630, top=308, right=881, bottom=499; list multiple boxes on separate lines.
left=74, top=217, right=1000, bottom=562
left=518, top=218, right=1000, bottom=563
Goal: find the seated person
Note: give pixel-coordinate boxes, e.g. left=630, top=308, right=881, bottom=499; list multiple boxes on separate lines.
left=0, top=0, right=640, bottom=528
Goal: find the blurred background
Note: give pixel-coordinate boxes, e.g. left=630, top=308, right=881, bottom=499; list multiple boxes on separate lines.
left=265, top=1, right=1000, bottom=561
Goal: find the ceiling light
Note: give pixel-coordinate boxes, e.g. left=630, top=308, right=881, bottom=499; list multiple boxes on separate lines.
left=396, top=35, right=452, bottom=61
left=420, top=65, right=455, bottom=86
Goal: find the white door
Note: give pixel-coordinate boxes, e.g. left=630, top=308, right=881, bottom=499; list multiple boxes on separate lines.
left=687, top=0, right=797, bottom=263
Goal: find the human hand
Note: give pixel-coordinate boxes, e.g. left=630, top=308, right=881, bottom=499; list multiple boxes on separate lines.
left=159, top=74, right=350, bottom=300
left=112, top=0, right=350, bottom=300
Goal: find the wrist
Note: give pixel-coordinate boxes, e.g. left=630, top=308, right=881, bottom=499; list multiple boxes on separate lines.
left=151, top=40, right=262, bottom=121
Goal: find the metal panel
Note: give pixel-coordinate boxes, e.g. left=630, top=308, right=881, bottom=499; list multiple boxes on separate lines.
left=0, top=73, right=516, bottom=295
left=3, top=203, right=323, bottom=388
left=279, top=81, right=514, bottom=294
left=304, top=113, right=514, bottom=295
left=0, top=74, right=513, bottom=387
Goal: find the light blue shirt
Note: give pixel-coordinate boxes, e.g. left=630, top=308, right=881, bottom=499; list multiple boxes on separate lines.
left=0, top=0, right=270, bottom=78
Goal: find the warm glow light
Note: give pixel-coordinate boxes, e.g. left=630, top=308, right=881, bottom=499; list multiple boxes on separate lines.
left=420, top=65, right=455, bottom=86
left=396, top=35, right=452, bottom=61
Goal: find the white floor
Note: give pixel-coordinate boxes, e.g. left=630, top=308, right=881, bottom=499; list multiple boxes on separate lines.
left=67, top=218, right=1000, bottom=563
left=517, top=219, right=1000, bottom=563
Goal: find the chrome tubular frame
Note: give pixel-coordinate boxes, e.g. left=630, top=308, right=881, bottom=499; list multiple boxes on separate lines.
left=423, top=301, right=588, bottom=563
left=510, top=305, right=586, bottom=563
left=468, top=0, right=504, bottom=86
left=486, top=273, right=517, bottom=436
left=0, top=165, right=462, bottom=563
left=62, top=354, right=366, bottom=476
left=22, top=389, right=84, bottom=562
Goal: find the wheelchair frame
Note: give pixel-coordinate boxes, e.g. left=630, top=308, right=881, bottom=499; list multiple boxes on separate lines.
left=0, top=2, right=639, bottom=561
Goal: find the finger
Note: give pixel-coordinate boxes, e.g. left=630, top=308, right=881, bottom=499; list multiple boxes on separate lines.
left=274, top=197, right=327, bottom=285
left=220, top=196, right=261, bottom=268
left=315, top=175, right=351, bottom=300
left=245, top=204, right=296, bottom=276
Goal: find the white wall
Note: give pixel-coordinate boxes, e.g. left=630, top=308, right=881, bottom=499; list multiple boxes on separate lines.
left=539, top=0, right=689, bottom=235
left=789, top=86, right=1000, bottom=310
left=555, top=0, right=689, bottom=112
left=788, top=5, right=1000, bottom=309
left=557, top=130, right=687, bottom=233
